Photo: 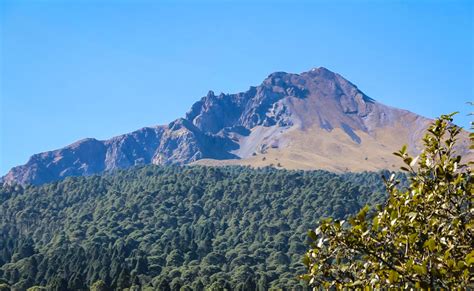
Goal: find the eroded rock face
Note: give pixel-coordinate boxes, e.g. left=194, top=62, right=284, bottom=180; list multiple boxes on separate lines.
left=3, top=118, right=239, bottom=185
left=151, top=118, right=238, bottom=165
left=3, top=138, right=107, bottom=185
left=185, top=71, right=310, bottom=133
left=104, top=127, right=165, bottom=170
left=3, top=67, right=433, bottom=185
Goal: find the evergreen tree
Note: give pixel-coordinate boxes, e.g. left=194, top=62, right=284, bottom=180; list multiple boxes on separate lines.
left=90, top=280, right=107, bottom=291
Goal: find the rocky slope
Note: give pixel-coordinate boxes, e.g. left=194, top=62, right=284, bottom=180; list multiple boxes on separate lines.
left=3, top=67, right=471, bottom=185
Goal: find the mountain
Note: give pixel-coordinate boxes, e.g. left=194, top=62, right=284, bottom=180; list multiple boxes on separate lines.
left=3, top=67, right=471, bottom=185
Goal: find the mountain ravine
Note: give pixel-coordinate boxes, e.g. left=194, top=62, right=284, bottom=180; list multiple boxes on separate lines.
left=3, top=67, right=472, bottom=185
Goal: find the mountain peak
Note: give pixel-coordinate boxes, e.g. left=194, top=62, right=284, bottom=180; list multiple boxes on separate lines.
left=206, top=90, right=216, bottom=98
left=264, top=66, right=336, bottom=80
left=6, top=67, right=467, bottom=186
left=310, top=66, right=332, bottom=72
left=265, top=71, right=291, bottom=79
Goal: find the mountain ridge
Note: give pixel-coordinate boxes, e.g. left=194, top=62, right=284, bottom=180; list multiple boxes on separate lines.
left=3, top=67, right=470, bottom=185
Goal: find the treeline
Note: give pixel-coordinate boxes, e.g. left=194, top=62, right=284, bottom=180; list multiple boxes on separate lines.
left=0, top=166, right=395, bottom=290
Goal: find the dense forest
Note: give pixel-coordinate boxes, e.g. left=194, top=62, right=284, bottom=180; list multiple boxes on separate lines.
left=0, top=166, right=396, bottom=290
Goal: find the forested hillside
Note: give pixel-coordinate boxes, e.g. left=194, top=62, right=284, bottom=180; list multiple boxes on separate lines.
left=0, top=166, right=395, bottom=290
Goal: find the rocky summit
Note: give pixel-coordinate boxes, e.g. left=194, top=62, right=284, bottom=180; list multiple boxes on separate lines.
left=3, top=67, right=471, bottom=185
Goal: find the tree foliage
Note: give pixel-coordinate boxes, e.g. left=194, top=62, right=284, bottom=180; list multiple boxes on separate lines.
left=302, top=113, right=473, bottom=288
left=0, top=166, right=388, bottom=290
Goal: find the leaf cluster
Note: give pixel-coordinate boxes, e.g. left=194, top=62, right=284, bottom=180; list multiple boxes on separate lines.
left=302, top=113, right=473, bottom=288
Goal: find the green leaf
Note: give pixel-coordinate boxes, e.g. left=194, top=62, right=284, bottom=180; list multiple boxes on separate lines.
left=423, top=238, right=437, bottom=252
left=413, top=265, right=427, bottom=275
left=388, top=270, right=399, bottom=283
left=308, top=230, right=317, bottom=241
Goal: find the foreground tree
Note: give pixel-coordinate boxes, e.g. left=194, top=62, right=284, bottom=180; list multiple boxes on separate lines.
left=302, top=113, right=473, bottom=288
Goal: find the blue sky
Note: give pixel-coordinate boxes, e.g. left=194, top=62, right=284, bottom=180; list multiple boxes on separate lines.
left=1, top=0, right=473, bottom=174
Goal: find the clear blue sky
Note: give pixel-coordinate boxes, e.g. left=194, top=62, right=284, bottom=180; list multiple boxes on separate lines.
left=1, top=0, right=473, bottom=175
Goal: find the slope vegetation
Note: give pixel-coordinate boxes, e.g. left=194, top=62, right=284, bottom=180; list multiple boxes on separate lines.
left=0, top=166, right=392, bottom=290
